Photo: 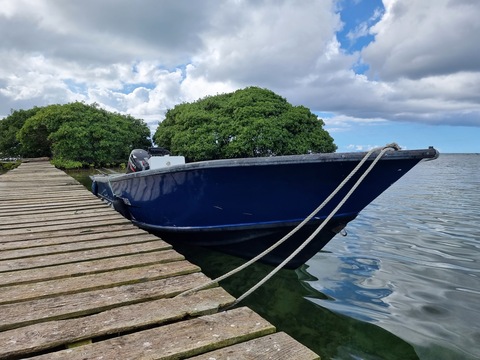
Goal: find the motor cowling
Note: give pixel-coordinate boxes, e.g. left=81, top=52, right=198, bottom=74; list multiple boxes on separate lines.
left=127, top=149, right=151, bottom=173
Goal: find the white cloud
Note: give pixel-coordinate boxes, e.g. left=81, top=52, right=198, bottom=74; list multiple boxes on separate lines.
left=363, top=0, right=480, bottom=80
left=323, top=114, right=388, bottom=133
left=191, top=0, right=342, bottom=88
left=347, top=144, right=381, bottom=151
left=0, top=0, right=479, bottom=136
left=347, top=22, right=369, bottom=42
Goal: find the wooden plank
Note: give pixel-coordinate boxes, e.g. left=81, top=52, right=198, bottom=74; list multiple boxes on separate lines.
left=0, top=272, right=210, bottom=330
left=0, top=193, right=97, bottom=205
left=0, top=240, right=172, bottom=272
left=4, top=173, right=72, bottom=179
left=0, top=217, right=132, bottom=236
left=0, top=181, right=81, bottom=189
left=0, top=202, right=109, bottom=218
left=0, top=207, right=117, bottom=228
left=0, top=174, right=79, bottom=181
left=0, top=287, right=235, bottom=359
left=0, top=227, right=150, bottom=250
left=28, top=307, right=276, bottom=360
left=0, top=209, right=123, bottom=231
left=2, top=171, right=67, bottom=177
left=0, top=190, right=94, bottom=200
left=1, top=236, right=160, bottom=260
left=0, top=198, right=105, bottom=211
left=0, top=249, right=184, bottom=287
left=0, top=207, right=108, bottom=219
left=0, top=223, right=144, bottom=243
left=189, top=332, right=320, bottom=360
left=0, top=212, right=126, bottom=231
left=0, top=260, right=200, bottom=304
left=0, top=188, right=95, bottom=197
left=4, top=175, right=82, bottom=181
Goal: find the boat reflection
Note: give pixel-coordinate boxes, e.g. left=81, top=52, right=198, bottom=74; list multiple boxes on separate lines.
left=172, top=242, right=418, bottom=360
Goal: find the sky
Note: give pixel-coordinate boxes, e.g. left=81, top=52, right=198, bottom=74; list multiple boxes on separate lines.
left=1, top=0, right=479, bottom=153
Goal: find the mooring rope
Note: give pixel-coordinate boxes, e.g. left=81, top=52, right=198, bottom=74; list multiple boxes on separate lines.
left=176, top=143, right=400, bottom=304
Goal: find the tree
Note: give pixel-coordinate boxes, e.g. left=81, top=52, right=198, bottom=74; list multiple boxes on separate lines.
left=0, top=107, right=41, bottom=158
left=1, top=102, right=151, bottom=166
left=153, top=87, right=336, bottom=161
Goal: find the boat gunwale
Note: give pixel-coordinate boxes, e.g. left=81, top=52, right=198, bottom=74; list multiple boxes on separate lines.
left=91, top=147, right=439, bottom=183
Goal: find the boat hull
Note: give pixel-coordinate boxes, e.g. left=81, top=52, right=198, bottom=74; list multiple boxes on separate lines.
left=91, top=148, right=438, bottom=268
left=142, top=214, right=356, bottom=269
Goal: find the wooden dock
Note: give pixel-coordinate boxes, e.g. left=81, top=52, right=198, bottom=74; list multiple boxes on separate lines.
left=0, top=161, right=319, bottom=359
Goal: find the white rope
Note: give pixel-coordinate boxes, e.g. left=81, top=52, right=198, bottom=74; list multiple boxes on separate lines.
left=176, top=143, right=399, bottom=300
left=230, top=145, right=397, bottom=306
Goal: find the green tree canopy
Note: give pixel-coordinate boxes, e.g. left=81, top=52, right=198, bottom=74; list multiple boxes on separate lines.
left=0, top=102, right=151, bottom=167
left=153, top=87, right=336, bottom=161
left=0, top=107, right=42, bottom=158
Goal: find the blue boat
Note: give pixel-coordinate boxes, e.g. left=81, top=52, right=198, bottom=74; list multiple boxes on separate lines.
left=91, top=146, right=438, bottom=268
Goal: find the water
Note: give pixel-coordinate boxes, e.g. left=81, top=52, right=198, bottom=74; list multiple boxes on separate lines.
left=302, top=154, right=480, bottom=359
left=69, top=154, right=480, bottom=360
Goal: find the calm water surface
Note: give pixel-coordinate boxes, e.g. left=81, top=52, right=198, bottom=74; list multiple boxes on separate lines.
left=303, top=154, right=480, bottom=359
left=70, top=154, right=480, bottom=359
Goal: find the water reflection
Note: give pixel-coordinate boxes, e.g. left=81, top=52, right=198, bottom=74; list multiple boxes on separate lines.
left=305, top=252, right=392, bottom=323
left=174, top=242, right=418, bottom=360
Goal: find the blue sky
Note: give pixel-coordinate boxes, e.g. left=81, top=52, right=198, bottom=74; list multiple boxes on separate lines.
left=323, top=0, right=479, bottom=153
left=1, top=0, right=479, bottom=153
left=324, top=118, right=478, bottom=154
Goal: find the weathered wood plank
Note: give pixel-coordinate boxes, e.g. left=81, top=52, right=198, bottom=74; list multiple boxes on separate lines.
left=1, top=172, right=78, bottom=178
left=0, top=197, right=97, bottom=208
left=4, top=165, right=63, bottom=170
left=0, top=234, right=160, bottom=258
left=0, top=173, right=80, bottom=179
left=0, top=272, right=210, bottom=331
left=0, top=207, right=117, bottom=228
left=1, top=184, right=91, bottom=192
left=0, top=240, right=171, bottom=272
left=0, top=217, right=132, bottom=236
left=0, top=212, right=126, bottom=231
left=0, top=182, right=81, bottom=190
left=189, top=332, right=320, bottom=360
left=0, top=216, right=132, bottom=234
left=0, top=190, right=95, bottom=201
left=2, top=172, right=68, bottom=177
left=0, top=202, right=109, bottom=218
left=0, top=226, right=152, bottom=249
left=28, top=307, right=276, bottom=360
left=0, top=227, right=149, bottom=249
left=0, top=260, right=200, bottom=304
left=0, top=249, right=183, bottom=287
left=2, top=172, right=74, bottom=178
left=2, top=173, right=71, bottom=179
left=0, top=195, right=94, bottom=205
left=0, top=287, right=235, bottom=359
left=0, top=198, right=105, bottom=213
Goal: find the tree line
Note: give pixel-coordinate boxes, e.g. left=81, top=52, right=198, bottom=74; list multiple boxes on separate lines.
left=0, top=87, right=336, bottom=168
left=0, top=102, right=151, bottom=168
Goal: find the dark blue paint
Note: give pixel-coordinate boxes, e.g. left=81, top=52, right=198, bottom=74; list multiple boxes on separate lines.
left=92, top=148, right=438, bottom=268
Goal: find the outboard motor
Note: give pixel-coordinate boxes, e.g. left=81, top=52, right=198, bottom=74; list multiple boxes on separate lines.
left=127, top=149, right=151, bottom=173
